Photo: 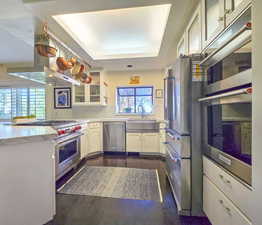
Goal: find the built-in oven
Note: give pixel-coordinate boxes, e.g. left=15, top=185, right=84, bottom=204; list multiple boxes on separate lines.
left=55, top=133, right=82, bottom=180
left=199, top=87, right=252, bottom=185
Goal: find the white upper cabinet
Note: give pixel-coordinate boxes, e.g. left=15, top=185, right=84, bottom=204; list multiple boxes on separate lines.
left=177, top=34, right=187, bottom=57
left=72, top=71, right=108, bottom=106
left=186, top=5, right=202, bottom=54
left=225, top=0, right=251, bottom=26
left=202, top=0, right=225, bottom=47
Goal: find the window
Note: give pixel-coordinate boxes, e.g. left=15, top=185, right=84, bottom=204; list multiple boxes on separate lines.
left=117, top=86, right=153, bottom=114
left=0, top=88, right=45, bottom=120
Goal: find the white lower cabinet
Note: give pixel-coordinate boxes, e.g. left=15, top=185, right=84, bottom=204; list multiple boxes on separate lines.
left=80, top=124, right=88, bottom=159
left=141, top=133, right=159, bottom=153
left=126, top=133, right=142, bottom=152
left=126, top=133, right=159, bottom=153
left=159, top=130, right=166, bottom=155
left=203, top=156, right=252, bottom=217
left=87, top=128, right=102, bottom=153
left=203, top=175, right=252, bottom=225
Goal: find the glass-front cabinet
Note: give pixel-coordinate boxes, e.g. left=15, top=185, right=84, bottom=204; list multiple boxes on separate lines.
left=177, top=35, right=187, bottom=57
left=202, top=0, right=251, bottom=48
left=225, top=0, right=251, bottom=26
left=73, top=84, right=86, bottom=104
left=202, top=0, right=225, bottom=47
left=186, top=5, right=202, bottom=54
left=72, top=71, right=108, bottom=106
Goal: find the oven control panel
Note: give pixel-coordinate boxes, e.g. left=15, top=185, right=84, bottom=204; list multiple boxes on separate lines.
left=57, top=125, right=82, bottom=136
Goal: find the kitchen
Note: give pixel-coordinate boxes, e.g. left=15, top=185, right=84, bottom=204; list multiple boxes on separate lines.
left=0, top=0, right=261, bottom=225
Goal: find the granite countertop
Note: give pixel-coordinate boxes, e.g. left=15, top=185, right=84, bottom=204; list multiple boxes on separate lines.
left=0, top=123, right=57, bottom=143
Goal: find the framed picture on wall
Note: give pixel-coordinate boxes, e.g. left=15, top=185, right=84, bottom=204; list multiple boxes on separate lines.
left=155, top=89, right=163, bottom=98
left=54, top=87, right=72, bottom=109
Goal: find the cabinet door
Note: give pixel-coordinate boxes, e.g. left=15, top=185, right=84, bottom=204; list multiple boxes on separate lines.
left=142, top=133, right=160, bottom=153
left=202, top=0, right=225, bottom=47
left=177, top=34, right=187, bottom=57
left=203, top=175, right=252, bottom=225
left=187, top=5, right=202, bottom=54
left=225, top=0, right=251, bottom=26
left=159, top=131, right=166, bottom=155
left=126, top=133, right=142, bottom=152
left=80, top=129, right=88, bottom=159
left=88, top=85, right=101, bottom=104
left=72, top=84, right=87, bottom=105
left=203, top=176, right=232, bottom=225
left=88, top=130, right=101, bottom=153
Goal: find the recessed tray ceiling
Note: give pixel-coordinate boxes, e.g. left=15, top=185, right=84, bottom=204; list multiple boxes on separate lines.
left=53, top=4, right=171, bottom=60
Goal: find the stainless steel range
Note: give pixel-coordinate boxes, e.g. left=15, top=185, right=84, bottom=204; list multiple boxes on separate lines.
left=15, top=120, right=83, bottom=180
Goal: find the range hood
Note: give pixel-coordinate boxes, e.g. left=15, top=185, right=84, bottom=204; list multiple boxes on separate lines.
left=7, top=54, right=81, bottom=86
left=7, top=21, right=81, bottom=86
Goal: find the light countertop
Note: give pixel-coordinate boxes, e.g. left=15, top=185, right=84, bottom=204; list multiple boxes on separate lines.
left=0, top=118, right=167, bottom=143
left=0, top=123, right=57, bottom=143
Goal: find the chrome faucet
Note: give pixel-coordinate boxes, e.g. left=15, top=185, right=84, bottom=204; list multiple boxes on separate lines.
left=137, top=104, right=146, bottom=119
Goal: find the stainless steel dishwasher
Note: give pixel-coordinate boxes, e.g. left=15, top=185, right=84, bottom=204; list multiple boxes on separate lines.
left=103, top=122, right=126, bottom=152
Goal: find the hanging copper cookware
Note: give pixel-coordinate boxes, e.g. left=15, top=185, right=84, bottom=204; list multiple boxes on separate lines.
left=56, top=57, right=69, bottom=71
left=35, top=22, right=57, bottom=57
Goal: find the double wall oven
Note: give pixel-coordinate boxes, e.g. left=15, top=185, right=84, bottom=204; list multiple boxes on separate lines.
left=200, top=7, right=252, bottom=185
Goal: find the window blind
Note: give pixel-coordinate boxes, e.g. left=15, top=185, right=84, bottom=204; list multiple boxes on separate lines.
left=0, top=88, right=45, bottom=120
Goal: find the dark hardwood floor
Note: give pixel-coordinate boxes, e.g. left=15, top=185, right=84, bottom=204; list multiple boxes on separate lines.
left=48, top=155, right=211, bottom=225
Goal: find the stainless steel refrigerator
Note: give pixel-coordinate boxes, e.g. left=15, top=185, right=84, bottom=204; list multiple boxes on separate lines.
left=164, top=55, right=203, bottom=216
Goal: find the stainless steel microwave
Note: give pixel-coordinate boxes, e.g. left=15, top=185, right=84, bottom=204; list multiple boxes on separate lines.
left=200, top=7, right=252, bottom=95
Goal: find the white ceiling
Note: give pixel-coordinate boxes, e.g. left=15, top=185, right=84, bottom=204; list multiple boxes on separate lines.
left=0, top=0, right=200, bottom=71
left=0, top=0, right=34, bottom=66
left=53, top=5, right=171, bottom=60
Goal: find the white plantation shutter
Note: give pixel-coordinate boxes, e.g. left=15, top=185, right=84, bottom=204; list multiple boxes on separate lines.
left=0, top=88, right=45, bottom=120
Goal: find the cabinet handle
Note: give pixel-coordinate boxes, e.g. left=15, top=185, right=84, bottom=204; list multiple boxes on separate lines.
left=226, top=179, right=231, bottom=184
left=218, top=199, right=224, bottom=204
left=218, top=16, right=224, bottom=22
left=225, top=207, right=232, bottom=216
left=225, top=9, right=233, bottom=15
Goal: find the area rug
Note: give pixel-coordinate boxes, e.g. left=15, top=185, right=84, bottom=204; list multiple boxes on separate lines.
left=58, top=166, right=162, bottom=202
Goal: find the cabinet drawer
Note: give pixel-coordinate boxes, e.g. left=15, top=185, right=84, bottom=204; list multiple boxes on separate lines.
left=203, top=175, right=252, bottom=225
left=159, top=123, right=167, bottom=129
left=203, top=156, right=252, bottom=219
left=88, top=122, right=101, bottom=129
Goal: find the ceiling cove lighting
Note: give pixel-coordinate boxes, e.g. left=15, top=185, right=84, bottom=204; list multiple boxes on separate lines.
left=53, top=4, right=171, bottom=60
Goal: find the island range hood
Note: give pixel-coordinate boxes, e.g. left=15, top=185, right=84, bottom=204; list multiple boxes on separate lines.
left=7, top=21, right=82, bottom=86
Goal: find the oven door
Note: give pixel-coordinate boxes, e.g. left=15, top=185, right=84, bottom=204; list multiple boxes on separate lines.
left=55, top=133, right=82, bottom=180
left=165, top=138, right=191, bottom=215
left=199, top=87, right=252, bottom=185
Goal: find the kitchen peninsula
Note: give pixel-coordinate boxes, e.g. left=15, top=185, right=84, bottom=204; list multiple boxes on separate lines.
left=0, top=123, right=57, bottom=225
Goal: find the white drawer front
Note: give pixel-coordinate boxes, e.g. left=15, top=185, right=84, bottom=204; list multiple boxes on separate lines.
left=88, top=122, right=101, bottom=129
left=203, top=156, right=252, bottom=219
left=203, top=175, right=252, bottom=225
left=159, top=123, right=167, bottom=129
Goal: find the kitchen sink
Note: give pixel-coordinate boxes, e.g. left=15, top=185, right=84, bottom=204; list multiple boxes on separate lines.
left=126, top=120, right=159, bottom=133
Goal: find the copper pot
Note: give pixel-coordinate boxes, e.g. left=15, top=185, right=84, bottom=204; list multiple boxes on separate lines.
left=72, top=61, right=81, bottom=75
left=56, top=57, right=69, bottom=71
left=82, top=75, right=92, bottom=84
left=35, top=44, right=57, bottom=57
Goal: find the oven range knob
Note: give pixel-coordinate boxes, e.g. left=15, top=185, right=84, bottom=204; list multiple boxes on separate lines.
left=58, top=130, right=65, bottom=135
left=74, top=125, right=82, bottom=131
